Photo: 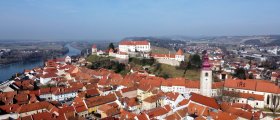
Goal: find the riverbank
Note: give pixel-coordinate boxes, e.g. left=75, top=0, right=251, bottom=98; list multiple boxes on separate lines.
left=0, top=47, right=69, bottom=65
left=0, top=43, right=81, bottom=82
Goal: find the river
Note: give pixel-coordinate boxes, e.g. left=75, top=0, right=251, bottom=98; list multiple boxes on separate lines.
left=0, top=44, right=81, bottom=82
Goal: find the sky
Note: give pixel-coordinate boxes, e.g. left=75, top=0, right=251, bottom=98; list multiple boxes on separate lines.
left=0, top=0, right=280, bottom=41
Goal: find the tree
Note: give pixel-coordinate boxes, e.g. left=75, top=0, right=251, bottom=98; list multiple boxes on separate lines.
left=108, top=43, right=115, bottom=51
left=234, top=68, right=246, bottom=79
left=222, top=91, right=240, bottom=102
left=248, top=73, right=254, bottom=79
left=114, top=62, right=126, bottom=73
left=190, top=54, right=202, bottom=68
left=271, top=94, right=280, bottom=117
left=160, top=73, right=170, bottom=79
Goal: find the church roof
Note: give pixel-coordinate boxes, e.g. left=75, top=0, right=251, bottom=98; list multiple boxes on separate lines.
left=202, top=55, right=211, bottom=70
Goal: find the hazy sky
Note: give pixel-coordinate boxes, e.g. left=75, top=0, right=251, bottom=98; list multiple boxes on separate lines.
left=0, top=0, right=280, bottom=40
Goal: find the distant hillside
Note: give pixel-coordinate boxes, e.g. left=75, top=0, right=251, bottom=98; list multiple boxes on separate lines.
left=244, top=39, right=263, bottom=45
left=266, top=39, right=280, bottom=46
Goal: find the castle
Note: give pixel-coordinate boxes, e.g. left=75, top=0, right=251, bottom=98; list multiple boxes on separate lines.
left=92, top=40, right=185, bottom=66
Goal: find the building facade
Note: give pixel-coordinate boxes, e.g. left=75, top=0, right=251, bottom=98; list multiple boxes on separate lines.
left=119, top=40, right=151, bottom=53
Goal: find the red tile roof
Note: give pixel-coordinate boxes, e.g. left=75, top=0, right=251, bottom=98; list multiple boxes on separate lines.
left=190, top=93, right=220, bottom=109
left=120, top=110, right=137, bottom=120
left=143, top=94, right=163, bottom=103
left=187, top=102, right=206, bottom=115
left=32, top=112, right=55, bottom=120
left=0, top=104, right=20, bottom=113
left=178, top=99, right=190, bottom=107
left=145, top=105, right=171, bottom=118
left=176, top=49, right=184, bottom=55
left=17, top=101, right=57, bottom=113
left=119, top=40, right=149, bottom=45
left=225, top=79, right=280, bottom=93
left=92, top=44, right=97, bottom=48
left=136, top=113, right=149, bottom=120
left=122, top=97, right=139, bottom=107
left=121, top=87, right=137, bottom=93
left=165, top=92, right=180, bottom=101
left=220, top=102, right=253, bottom=119
left=73, top=97, right=87, bottom=113
left=165, top=78, right=186, bottom=86
left=86, top=94, right=117, bottom=108
left=86, top=88, right=100, bottom=97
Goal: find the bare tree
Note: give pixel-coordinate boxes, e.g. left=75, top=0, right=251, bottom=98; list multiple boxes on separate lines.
left=271, top=94, right=280, bottom=118
left=222, top=90, right=240, bottom=102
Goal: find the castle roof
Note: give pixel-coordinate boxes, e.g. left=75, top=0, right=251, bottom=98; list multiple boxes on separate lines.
left=176, top=49, right=183, bottom=55
left=119, top=40, right=149, bottom=45
left=92, top=44, right=96, bottom=48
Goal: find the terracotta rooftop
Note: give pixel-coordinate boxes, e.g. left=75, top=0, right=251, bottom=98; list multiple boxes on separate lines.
left=225, top=79, right=280, bottom=93
left=17, top=101, right=57, bottom=113
left=119, top=40, right=149, bottom=45
left=176, top=49, right=184, bottom=55
left=190, top=93, right=220, bottom=109
left=143, top=94, right=163, bottom=103
left=86, top=94, right=117, bottom=108
left=165, top=92, right=180, bottom=101
left=145, top=105, right=171, bottom=118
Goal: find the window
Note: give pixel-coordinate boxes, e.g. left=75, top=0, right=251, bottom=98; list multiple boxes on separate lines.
left=205, top=72, right=208, bottom=77
left=267, top=95, right=270, bottom=105
left=256, top=102, right=258, bottom=105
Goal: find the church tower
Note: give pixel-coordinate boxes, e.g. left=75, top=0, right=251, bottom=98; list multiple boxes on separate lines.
left=200, top=54, right=212, bottom=97
left=92, top=44, right=97, bottom=55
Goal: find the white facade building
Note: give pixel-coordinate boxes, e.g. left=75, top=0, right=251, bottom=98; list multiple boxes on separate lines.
left=224, top=79, right=280, bottom=109
left=119, top=40, right=151, bottom=53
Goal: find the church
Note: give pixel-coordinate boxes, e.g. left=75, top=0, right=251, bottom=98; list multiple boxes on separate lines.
left=161, top=54, right=222, bottom=97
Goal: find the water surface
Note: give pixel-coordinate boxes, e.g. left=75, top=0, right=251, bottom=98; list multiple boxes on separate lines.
left=0, top=44, right=80, bottom=81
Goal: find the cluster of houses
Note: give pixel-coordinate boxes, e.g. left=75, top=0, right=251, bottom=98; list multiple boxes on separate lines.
left=1, top=50, right=280, bottom=120
left=92, top=40, right=185, bottom=66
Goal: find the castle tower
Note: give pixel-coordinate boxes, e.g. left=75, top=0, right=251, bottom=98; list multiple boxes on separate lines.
left=92, top=44, right=97, bottom=54
left=200, top=54, right=212, bottom=97
left=175, top=49, right=185, bottom=61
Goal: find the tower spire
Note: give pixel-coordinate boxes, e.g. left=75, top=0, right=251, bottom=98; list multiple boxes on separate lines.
left=202, top=54, right=211, bottom=70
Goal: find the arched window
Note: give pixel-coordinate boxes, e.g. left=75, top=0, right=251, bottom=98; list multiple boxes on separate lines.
left=267, top=95, right=270, bottom=105
left=205, top=72, right=208, bottom=77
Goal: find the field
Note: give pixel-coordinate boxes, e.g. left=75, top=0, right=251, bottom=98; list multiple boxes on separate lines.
left=86, top=55, right=111, bottom=63
left=153, top=64, right=200, bottom=80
